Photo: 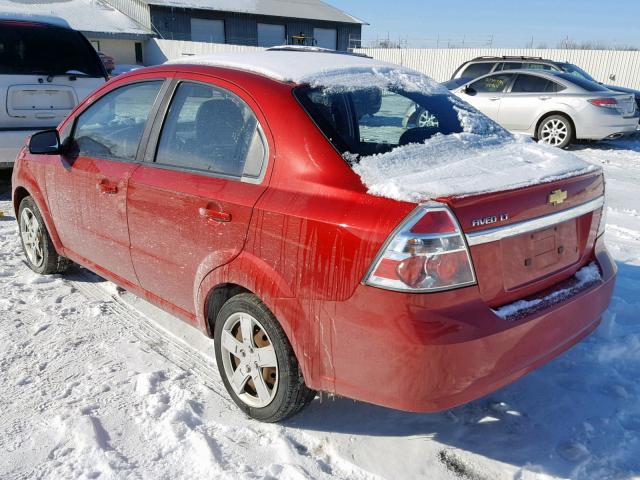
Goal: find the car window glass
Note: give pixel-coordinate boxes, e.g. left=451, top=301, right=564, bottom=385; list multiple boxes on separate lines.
left=155, top=82, right=266, bottom=178
left=469, top=74, right=514, bottom=93
left=524, top=63, right=554, bottom=70
left=554, top=73, right=608, bottom=92
left=73, top=81, right=163, bottom=161
left=497, top=62, right=523, bottom=71
left=460, top=62, right=495, bottom=78
left=295, top=86, right=466, bottom=157
left=511, top=74, right=557, bottom=93
left=0, top=22, right=104, bottom=77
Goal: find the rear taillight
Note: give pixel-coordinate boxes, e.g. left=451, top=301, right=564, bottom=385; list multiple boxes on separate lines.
left=365, top=204, right=476, bottom=292
left=588, top=98, right=618, bottom=109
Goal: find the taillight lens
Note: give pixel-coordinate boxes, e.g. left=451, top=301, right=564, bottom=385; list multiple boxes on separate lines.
left=365, top=204, right=477, bottom=292
left=588, top=98, right=618, bottom=109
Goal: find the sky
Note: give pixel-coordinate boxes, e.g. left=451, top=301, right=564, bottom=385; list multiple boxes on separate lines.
left=328, top=0, right=640, bottom=48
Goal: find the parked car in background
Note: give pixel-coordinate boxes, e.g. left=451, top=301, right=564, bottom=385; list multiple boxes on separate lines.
left=0, top=14, right=107, bottom=169
left=111, top=64, right=144, bottom=76
left=97, top=52, right=115, bottom=74
left=12, top=50, right=615, bottom=422
left=451, top=56, right=640, bottom=110
left=447, top=70, right=638, bottom=148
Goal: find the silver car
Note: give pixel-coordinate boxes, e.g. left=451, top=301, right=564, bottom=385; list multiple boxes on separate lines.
left=447, top=70, right=639, bottom=148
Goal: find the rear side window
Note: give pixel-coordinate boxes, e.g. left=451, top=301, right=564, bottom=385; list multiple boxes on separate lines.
left=496, top=62, right=523, bottom=71
left=524, top=62, right=554, bottom=70
left=73, top=81, right=163, bottom=161
left=511, top=74, right=563, bottom=93
left=469, top=74, right=514, bottom=93
left=0, top=21, right=104, bottom=77
left=155, top=82, right=267, bottom=179
left=460, top=62, right=496, bottom=79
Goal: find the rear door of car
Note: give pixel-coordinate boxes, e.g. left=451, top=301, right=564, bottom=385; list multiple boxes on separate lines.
left=50, top=75, right=169, bottom=284
left=458, top=73, right=515, bottom=122
left=127, top=74, right=272, bottom=316
left=0, top=20, right=106, bottom=131
left=498, top=73, right=561, bottom=131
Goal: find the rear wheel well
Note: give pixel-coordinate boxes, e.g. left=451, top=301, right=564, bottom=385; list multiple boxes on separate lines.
left=535, top=111, right=576, bottom=140
left=13, top=187, right=30, bottom=217
left=205, top=283, right=250, bottom=337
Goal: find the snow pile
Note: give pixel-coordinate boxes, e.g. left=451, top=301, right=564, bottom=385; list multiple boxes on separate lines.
left=353, top=133, right=599, bottom=201
left=0, top=0, right=152, bottom=35
left=494, top=262, right=602, bottom=320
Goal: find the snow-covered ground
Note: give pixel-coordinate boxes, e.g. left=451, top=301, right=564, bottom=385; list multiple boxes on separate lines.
left=0, top=138, right=639, bottom=480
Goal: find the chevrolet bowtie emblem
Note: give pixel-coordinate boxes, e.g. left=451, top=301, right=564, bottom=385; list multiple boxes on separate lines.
left=548, top=189, right=568, bottom=205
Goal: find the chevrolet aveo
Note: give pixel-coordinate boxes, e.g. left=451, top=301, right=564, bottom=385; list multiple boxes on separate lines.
left=12, top=49, right=616, bottom=422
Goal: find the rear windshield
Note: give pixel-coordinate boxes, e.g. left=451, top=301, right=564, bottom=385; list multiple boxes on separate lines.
left=294, top=86, right=466, bottom=157
left=0, top=21, right=104, bottom=77
left=554, top=72, right=608, bottom=92
left=557, top=63, right=597, bottom=83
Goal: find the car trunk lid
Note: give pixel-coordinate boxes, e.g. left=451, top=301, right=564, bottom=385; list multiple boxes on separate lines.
left=442, top=171, right=604, bottom=307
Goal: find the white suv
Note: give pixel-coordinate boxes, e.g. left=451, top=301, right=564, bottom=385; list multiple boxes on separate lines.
left=0, top=14, right=107, bottom=168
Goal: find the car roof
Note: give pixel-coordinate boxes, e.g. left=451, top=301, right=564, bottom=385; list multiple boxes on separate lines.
left=165, top=49, right=405, bottom=84
left=0, top=12, right=71, bottom=29
left=466, top=56, right=558, bottom=63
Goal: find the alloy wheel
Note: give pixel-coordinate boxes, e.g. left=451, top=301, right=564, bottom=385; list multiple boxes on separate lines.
left=220, top=312, right=278, bottom=408
left=417, top=109, right=439, bottom=128
left=540, top=118, right=569, bottom=146
left=20, top=208, right=44, bottom=268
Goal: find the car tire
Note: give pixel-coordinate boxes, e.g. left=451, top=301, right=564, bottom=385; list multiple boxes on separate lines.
left=537, top=114, right=573, bottom=149
left=18, top=196, right=70, bottom=275
left=214, top=293, right=316, bottom=422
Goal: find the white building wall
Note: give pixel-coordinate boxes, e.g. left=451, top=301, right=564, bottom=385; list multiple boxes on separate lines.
left=88, top=37, right=140, bottom=65
left=144, top=38, right=263, bottom=65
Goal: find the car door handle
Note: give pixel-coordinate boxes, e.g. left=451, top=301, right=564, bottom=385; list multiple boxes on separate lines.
left=539, top=95, right=552, bottom=100
left=97, top=179, right=118, bottom=195
left=199, top=207, right=231, bottom=223
left=489, top=96, right=501, bottom=101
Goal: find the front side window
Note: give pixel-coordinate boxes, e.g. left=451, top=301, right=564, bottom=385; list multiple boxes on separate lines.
left=155, top=82, right=266, bottom=178
left=461, top=62, right=496, bottom=79
left=511, top=74, right=559, bottom=93
left=469, top=74, right=514, bottom=93
left=73, top=81, right=163, bottom=161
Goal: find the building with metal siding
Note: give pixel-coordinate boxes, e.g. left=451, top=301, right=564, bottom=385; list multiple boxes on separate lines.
left=147, top=2, right=364, bottom=51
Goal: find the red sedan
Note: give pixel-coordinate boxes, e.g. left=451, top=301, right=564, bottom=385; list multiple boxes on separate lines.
left=11, top=49, right=616, bottom=422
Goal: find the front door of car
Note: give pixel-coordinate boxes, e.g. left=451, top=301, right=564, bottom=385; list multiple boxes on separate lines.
left=51, top=79, right=166, bottom=284
left=457, top=73, right=515, bottom=123
left=127, top=78, right=271, bottom=316
left=498, top=74, right=559, bottom=132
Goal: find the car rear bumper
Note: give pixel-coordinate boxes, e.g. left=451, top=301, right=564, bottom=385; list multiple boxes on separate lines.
left=578, top=115, right=639, bottom=140
left=0, top=129, right=39, bottom=168
left=329, top=237, right=616, bottom=412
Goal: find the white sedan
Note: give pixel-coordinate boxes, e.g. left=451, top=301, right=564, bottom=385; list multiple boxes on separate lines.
left=442, top=70, right=639, bottom=148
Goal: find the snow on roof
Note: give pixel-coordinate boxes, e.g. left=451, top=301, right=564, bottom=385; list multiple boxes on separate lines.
left=144, top=0, right=366, bottom=24
left=0, top=0, right=153, bottom=36
left=166, top=50, right=421, bottom=85
left=0, top=11, right=70, bottom=28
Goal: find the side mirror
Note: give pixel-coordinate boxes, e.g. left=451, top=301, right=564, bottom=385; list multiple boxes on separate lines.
left=29, top=129, right=61, bottom=155
left=462, top=85, right=476, bottom=95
